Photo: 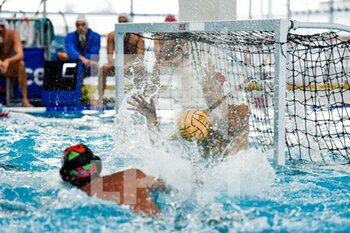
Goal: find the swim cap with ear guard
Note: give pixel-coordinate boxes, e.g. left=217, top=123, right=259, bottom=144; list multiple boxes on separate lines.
left=60, top=144, right=102, bottom=187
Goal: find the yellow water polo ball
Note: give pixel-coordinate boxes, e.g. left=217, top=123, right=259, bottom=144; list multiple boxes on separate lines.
left=178, top=109, right=211, bottom=141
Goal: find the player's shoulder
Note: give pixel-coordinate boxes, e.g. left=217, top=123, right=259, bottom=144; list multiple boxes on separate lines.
left=107, top=31, right=114, bottom=39
left=127, top=33, right=144, bottom=44
left=130, top=32, right=143, bottom=39
left=5, top=28, right=17, bottom=35
left=87, top=28, right=101, bottom=38
left=66, top=31, right=76, bottom=38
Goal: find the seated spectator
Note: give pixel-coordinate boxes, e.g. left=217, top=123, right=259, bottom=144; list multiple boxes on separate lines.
left=98, top=14, right=145, bottom=105
left=0, top=17, right=32, bottom=107
left=153, top=15, right=190, bottom=104
left=153, top=15, right=187, bottom=67
left=57, top=14, right=100, bottom=78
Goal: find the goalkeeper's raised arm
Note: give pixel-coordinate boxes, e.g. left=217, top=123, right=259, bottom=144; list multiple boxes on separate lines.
left=201, top=60, right=251, bottom=156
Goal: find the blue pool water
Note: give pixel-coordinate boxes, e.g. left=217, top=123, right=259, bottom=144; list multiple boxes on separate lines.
left=0, top=111, right=350, bottom=232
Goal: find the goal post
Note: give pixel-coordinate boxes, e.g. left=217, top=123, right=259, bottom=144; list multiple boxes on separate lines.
left=113, top=19, right=350, bottom=165
left=114, top=19, right=290, bottom=165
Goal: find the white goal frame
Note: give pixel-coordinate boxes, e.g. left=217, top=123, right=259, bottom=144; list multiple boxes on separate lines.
left=114, top=19, right=350, bottom=166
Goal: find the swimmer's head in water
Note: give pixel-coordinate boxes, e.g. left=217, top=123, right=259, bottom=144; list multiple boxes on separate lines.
left=60, top=144, right=102, bottom=187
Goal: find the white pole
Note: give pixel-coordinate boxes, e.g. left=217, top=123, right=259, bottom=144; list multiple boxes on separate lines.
left=114, top=27, right=124, bottom=113
left=43, top=0, right=47, bottom=19
left=291, top=20, right=350, bottom=32
left=274, top=19, right=289, bottom=166
left=130, top=0, right=134, bottom=21
left=249, top=0, right=252, bottom=19
left=329, top=0, right=334, bottom=23
left=268, top=0, right=272, bottom=18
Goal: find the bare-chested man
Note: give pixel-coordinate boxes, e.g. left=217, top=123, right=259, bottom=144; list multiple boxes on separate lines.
left=98, top=14, right=145, bottom=104
left=0, top=17, right=32, bottom=107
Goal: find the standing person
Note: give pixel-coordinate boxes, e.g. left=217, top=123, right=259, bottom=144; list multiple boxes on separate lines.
left=59, top=144, right=167, bottom=215
left=57, top=14, right=100, bottom=78
left=98, top=14, right=145, bottom=105
left=0, top=17, right=32, bottom=107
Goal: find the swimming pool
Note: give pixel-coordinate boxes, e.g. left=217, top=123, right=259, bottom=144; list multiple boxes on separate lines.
left=1, top=110, right=349, bottom=232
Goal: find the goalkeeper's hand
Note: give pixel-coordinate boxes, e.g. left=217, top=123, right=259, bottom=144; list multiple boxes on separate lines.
left=127, top=94, right=158, bottom=127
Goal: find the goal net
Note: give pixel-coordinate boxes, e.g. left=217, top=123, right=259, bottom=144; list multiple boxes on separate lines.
left=113, top=20, right=350, bottom=164
left=286, top=32, right=350, bottom=164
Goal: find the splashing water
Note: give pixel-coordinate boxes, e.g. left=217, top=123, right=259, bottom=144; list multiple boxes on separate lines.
left=0, top=108, right=349, bottom=232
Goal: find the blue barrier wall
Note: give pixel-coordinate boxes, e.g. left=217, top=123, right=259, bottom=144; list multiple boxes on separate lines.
left=1, top=47, right=85, bottom=107
left=14, top=48, right=45, bottom=99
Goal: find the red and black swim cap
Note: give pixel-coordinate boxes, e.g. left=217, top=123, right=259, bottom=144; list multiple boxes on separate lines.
left=59, top=144, right=102, bottom=187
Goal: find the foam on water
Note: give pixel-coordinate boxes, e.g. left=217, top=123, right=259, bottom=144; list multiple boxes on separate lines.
left=0, top=108, right=350, bottom=232
left=108, top=99, right=276, bottom=202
